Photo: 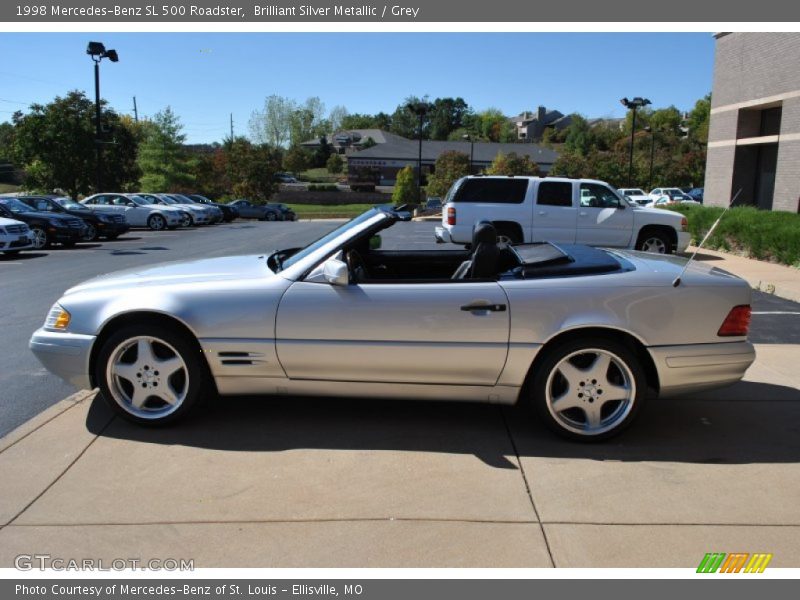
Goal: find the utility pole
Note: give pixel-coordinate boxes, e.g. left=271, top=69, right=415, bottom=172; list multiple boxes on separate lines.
left=132, top=96, right=138, bottom=123
left=230, top=113, right=234, bottom=141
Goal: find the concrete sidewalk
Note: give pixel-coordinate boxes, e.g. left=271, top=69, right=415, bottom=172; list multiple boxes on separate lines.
left=1, top=343, right=798, bottom=568
left=687, top=246, right=800, bottom=303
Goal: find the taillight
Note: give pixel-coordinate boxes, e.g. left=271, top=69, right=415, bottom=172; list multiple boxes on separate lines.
left=681, top=217, right=688, bottom=232
left=718, top=305, right=751, bottom=337
left=447, top=206, right=456, bottom=226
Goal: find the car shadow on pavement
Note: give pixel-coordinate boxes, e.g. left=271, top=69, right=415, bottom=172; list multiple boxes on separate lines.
left=1, top=252, right=48, bottom=261
left=86, top=378, right=800, bottom=468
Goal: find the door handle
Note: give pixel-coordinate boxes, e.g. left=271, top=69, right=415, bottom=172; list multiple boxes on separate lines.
left=579, top=211, right=588, bottom=216
left=537, top=211, right=547, bottom=216
left=460, top=303, right=506, bottom=312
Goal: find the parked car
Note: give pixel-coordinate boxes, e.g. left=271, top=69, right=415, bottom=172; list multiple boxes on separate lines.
left=0, top=215, right=34, bottom=255
left=30, top=207, right=755, bottom=440
left=169, top=193, right=224, bottom=223
left=186, top=194, right=239, bottom=222
left=686, top=187, right=704, bottom=203
left=648, top=195, right=701, bottom=209
left=81, top=193, right=184, bottom=231
left=266, top=203, right=297, bottom=221
left=648, top=187, right=690, bottom=202
left=228, top=199, right=282, bottom=221
left=136, top=193, right=210, bottom=227
left=435, top=176, right=691, bottom=255
left=274, top=173, right=299, bottom=183
left=0, top=197, right=87, bottom=249
left=18, top=195, right=129, bottom=242
left=618, top=188, right=651, bottom=206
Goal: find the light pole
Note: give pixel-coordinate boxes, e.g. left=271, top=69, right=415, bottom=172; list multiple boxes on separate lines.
left=406, top=101, right=430, bottom=202
left=86, top=41, right=119, bottom=193
left=644, top=125, right=656, bottom=190
left=620, top=96, right=651, bottom=187
left=462, top=133, right=475, bottom=174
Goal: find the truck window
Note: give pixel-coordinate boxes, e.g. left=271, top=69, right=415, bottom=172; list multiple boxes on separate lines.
left=536, top=182, right=573, bottom=207
left=450, top=178, right=528, bottom=204
left=579, top=183, right=622, bottom=209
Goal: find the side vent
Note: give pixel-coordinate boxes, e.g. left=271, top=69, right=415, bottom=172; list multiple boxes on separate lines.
left=217, top=350, right=266, bottom=366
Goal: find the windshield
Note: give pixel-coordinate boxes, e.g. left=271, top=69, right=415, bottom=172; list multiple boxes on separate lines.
left=0, top=198, right=32, bottom=213
left=54, top=198, right=84, bottom=210
left=159, top=196, right=178, bottom=204
left=277, top=209, right=383, bottom=272
left=132, top=195, right=154, bottom=205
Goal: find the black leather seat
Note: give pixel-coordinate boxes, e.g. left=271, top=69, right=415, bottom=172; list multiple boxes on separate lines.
left=452, top=221, right=500, bottom=279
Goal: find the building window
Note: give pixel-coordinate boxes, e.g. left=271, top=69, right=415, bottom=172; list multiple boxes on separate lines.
left=760, top=107, right=782, bottom=136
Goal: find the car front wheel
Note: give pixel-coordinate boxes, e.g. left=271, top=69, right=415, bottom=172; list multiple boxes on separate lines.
left=95, top=324, right=208, bottom=425
left=30, top=226, right=49, bottom=249
left=637, top=231, right=672, bottom=254
left=529, top=337, right=646, bottom=441
left=81, top=223, right=98, bottom=241
left=147, top=214, right=166, bottom=231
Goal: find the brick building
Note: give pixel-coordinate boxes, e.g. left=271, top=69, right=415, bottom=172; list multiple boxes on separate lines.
left=705, top=33, right=800, bottom=212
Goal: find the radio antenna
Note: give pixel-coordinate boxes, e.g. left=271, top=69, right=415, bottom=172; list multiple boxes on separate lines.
left=672, top=188, right=742, bottom=288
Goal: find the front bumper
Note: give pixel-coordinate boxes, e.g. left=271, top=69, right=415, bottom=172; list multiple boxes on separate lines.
left=650, top=341, right=755, bottom=398
left=96, top=221, right=130, bottom=236
left=0, top=233, right=34, bottom=251
left=51, top=227, right=86, bottom=244
left=29, top=328, right=95, bottom=390
left=676, top=231, right=691, bottom=253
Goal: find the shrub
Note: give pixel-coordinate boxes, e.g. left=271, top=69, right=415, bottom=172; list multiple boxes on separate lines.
left=392, top=164, right=419, bottom=206
left=426, top=150, right=470, bottom=197
left=326, top=153, right=344, bottom=174
left=307, top=184, right=339, bottom=192
left=486, top=152, right=540, bottom=176
left=665, top=205, right=800, bottom=266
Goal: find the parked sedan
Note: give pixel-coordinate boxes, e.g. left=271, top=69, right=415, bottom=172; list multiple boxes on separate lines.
left=0, top=197, right=86, bottom=249
left=0, top=215, right=34, bottom=255
left=170, top=194, right=224, bottom=223
left=686, top=187, right=704, bottom=203
left=228, top=199, right=282, bottom=221
left=135, top=194, right=208, bottom=227
left=266, top=203, right=297, bottom=221
left=187, top=194, right=239, bottom=222
left=30, top=208, right=755, bottom=441
left=81, top=193, right=184, bottom=230
left=18, top=195, right=129, bottom=242
left=618, top=188, right=651, bottom=206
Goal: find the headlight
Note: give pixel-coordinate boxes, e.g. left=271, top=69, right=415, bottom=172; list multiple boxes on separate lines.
left=0, top=227, right=6, bottom=234
left=44, top=303, right=71, bottom=331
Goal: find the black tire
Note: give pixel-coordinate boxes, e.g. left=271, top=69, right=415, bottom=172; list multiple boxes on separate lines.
left=82, top=223, right=98, bottom=242
left=266, top=212, right=277, bottom=222
left=62, top=241, right=76, bottom=248
left=636, top=230, right=672, bottom=254
left=528, top=337, right=647, bottom=442
left=147, top=214, right=167, bottom=231
left=94, top=323, right=210, bottom=426
left=105, top=233, right=120, bottom=240
left=30, top=226, right=49, bottom=249
left=494, top=224, right=523, bottom=245
left=3, top=250, right=21, bottom=256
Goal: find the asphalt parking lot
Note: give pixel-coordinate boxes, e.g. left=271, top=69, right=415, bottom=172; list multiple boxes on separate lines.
left=1, top=219, right=799, bottom=567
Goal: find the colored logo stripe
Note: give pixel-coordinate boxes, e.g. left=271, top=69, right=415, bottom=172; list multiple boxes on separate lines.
left=744, top=553, right=773, bottom=573
left=697, top=553, right=727, bottom=573
left=697, top=552, right=773, bottom=573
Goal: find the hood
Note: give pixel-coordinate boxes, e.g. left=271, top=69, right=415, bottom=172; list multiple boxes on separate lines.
left=65, top=254, right=276, bottom=295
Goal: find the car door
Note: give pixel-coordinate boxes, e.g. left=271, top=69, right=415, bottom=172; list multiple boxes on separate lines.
left=531, top=180, right=577, bottom=244
left=275, top=278, right=510, bottom=386
left=575, top=183, right=634, bottom=247
left=236, top=201, right=254, bottom=218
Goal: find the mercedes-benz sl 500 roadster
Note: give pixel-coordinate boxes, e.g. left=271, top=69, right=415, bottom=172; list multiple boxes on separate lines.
left=30, top=207, right=755, bottom=440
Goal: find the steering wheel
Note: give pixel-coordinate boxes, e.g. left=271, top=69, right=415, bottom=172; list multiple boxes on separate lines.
left=345, top=249, right=369, bottom=282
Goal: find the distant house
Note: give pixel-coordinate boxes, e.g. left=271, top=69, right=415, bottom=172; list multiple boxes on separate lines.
left=345, top=134, right=558, bottom=186
left=301, top=129, right=409, bottom=155
left=512, top=106, right=573, bottom=141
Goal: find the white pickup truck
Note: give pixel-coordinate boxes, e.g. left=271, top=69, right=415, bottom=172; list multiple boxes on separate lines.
left=435, top=176, right=691, bottom=254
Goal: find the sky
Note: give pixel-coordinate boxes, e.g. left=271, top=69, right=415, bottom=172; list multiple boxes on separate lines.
left=0, top=33, right=715, bottom=144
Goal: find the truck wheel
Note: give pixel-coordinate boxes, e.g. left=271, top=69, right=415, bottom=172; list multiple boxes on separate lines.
left=637, top=231, right=671, bottom=254
left=494, top=224, right=523, bottom=245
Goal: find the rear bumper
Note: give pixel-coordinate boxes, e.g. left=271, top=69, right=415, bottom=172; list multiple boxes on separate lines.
left=434, top=226, right=451, bottom=244
left=29, top=328, right=95, bottom=390
left=649, top=341, right=755, bottom=398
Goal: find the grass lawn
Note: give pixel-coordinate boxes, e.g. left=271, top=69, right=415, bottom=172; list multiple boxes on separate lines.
left=285, top=203, right=378, bottom=219
left=298, top=167, right=341, bottom=184
left=0, top=183, right=20, bottom=194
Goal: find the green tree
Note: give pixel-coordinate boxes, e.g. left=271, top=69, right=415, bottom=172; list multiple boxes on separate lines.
left=425, top=151, right=470, bottom=197
left=314, top=135, right=332, bottom=168
left=360, top=136, right=377, bottom=149
left=137, top=106, right=195, bottom=192
left=249, top=94, right=295, bottom=147
left=223, top=137, right=281, bottom=203
left=687, top=94, right=711, bottom=144
left=428, top=97, right=471, bottom=140
left=486, top=152, right=540, bottom=176
left=283, top=145, right=312, bottom=173
left=326, top=153, right=343, bottom=174
left=390, top=96, right=429, bottom=139
left=392, top=164, right=419, bottom=205
left=550, top=150, right=591, bottom=179
left=563, top=114, right=593, bottom=156
left=12, top=90, right=139, bottom=198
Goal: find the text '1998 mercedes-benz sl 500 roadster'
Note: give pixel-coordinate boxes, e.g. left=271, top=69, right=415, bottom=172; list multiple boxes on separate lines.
left=30, top=207, right=755, bottom=440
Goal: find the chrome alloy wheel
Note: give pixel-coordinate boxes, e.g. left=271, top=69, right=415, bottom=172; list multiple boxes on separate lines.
left=81, top=222, right=97, bottom=241
left=30, top=227, right=48, bottom=249
left=148, top=214, right=166, bottom=231
left=640, top=236, right=667, bottom=254
left=105, top=336, right=189, bottom=420
left=544, top=348, right=636, bottom=436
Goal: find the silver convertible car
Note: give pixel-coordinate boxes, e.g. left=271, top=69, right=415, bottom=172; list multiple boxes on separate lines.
left=30, top=207, right=756, bottom=440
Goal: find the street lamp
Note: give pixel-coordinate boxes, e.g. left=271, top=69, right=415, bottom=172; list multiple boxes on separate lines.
left=462, top=133, right=475, bottom=174
left=644, top=125, right=656, bottom=191
left=405, top=101, right=430, bottom=202
left=86, top=41, right=119, bottom=193
left=620, top=96, right=651, bottom=187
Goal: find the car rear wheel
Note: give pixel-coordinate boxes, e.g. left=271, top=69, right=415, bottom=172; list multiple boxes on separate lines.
left=529, top=337, right=646, bottom=441
left=95, top=324, right=208, bottom=425
left=266, top=212, right=277, bottom=221
left=147, top=214, right=166, bottom=231
left=180, top=214, right=193, bottom=228
left=30, top=226, right=49, bottom=249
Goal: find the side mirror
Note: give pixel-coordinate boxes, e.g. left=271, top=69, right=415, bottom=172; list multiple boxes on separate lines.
left=323, top=258, right=350, bottom=286
left=369, top=234, right=382, bottom=250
